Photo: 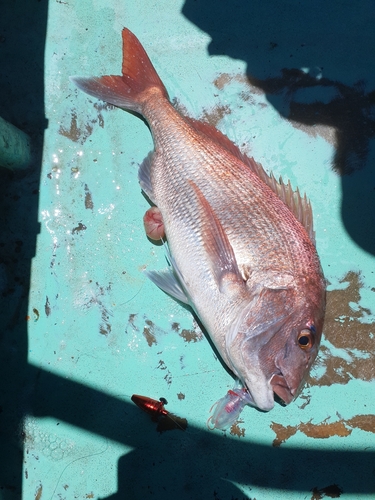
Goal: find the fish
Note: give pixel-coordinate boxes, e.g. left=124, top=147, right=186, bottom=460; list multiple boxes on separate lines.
left=71, top=28, right=326, bottom=414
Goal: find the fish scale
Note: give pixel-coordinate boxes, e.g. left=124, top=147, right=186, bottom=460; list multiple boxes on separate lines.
left=71, top=27, right=326, bottom=418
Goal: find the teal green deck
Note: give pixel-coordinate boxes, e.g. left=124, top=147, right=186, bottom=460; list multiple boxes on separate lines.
left=1, top=1, right=375, bottom=499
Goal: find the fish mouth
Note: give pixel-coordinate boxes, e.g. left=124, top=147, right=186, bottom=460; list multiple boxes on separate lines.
left=270, top=373, right=295, bottom=405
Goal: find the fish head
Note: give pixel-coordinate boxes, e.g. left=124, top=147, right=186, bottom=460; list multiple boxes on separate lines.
left=226, top=284, right=325, bottom=411
left=266, top=303, right=325, bottom=406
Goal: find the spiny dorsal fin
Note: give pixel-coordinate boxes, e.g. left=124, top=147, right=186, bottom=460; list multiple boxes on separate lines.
left=242, top=157, right=316, bottom=244
left=183, top=115, right=315, bottom=244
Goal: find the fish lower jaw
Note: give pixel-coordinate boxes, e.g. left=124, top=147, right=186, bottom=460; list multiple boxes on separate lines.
left=270, top=373, right=295, bottom=405
left=243, top=381, right=275, bottom=412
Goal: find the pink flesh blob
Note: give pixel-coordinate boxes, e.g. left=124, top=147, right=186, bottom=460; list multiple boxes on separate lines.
left=143, top=206, right=165, bottom=240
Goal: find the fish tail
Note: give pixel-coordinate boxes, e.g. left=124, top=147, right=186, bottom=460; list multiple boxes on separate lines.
left=70, top=28, right=168, bottom=113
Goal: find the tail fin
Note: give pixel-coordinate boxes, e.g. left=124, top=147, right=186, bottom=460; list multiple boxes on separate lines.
left=70, top=28, right=168, bottom=113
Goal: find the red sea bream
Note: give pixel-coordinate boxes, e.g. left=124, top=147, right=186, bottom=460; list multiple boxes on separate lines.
left=71, top=28, right=326, bottom=426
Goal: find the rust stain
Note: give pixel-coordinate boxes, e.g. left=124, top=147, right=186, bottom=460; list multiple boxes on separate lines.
left=230, top=421, right=246, bottom=438
left=32, top=308, right=39, bottom=322
left=84, top=183, right=94, bottom=210
left=85, top=493, right=94, bottom=499
left=179, top=328, right=200, bottom=343
left=72, top=222, right=87, bottom=234
left=156, top=360, right=172, bottom=387
left=214, top=73, right=264, bottom=95
left=59, top=111, right=93, bottom=143
left=297, top=394, right=311, bottom=410
left=171, top=97, right=189, bottom=116
left=311, top=484, right=343, bottom=499
left=171, top=322, right=180, bottom=332
left=173, top=95, right=231, bottom=131
left=288, top=121, right=336, bottom=146
left=126, top=314, right=139, bottom=334
left=76, top=280, right=112, bottom=336
left=214, top=73, right=233, bottom=90
left=100, top=310, right=112, bottom=335
left=44, top=296, right=51, bottom=317
left=93, top=101, right=113, bottom=127
left=60, top=102, right=113, bottom=144
left=270, top=423, right=298, bottom=447
left=346, top=414, right=375, bottom=433
left=35, top=484, right=42, bottom=500
left=169, top=320, right=202, bottom=343
left=308, top=272, right=375, bottom=387
left=271, top=414, right=375, bottom=447
left=201, top=105, right=231, bottom=128
left=143, top=319, right=157, bottom=347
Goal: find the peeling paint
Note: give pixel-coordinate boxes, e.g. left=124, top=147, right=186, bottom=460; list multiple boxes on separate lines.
left=84, top=183, right=94, bottom=210
left=72, top=222, right=87, bottom=234
left=59, top=110, right=93, bottom=143
left=143, top=319, right=157, bottom=347
left=156, top=360, right=172, bottom=387
left=74, top=279, right=113, bottom=336
left=32, top=308, right=39, bottom=322
left=271, top=414, right=375, bottom=447
left=164, top=319, right=203, bottom=343
left=179, top=328, right=200, bottom=343
left=229, top=421, right=245, bottom=438
left=201, top=105, right=231, bottom=128
left=308, top=272, right=375, bottom=387
left=59, top=102, right=111, bottom=144
left=44, top=296, right=51, bottom=317
left=34, top=484, right=42, bottom=500
left=126, top=314, right=139, bottom=334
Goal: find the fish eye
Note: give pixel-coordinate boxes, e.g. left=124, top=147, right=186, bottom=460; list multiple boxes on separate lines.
left=297, top=329, right=314, bottom=350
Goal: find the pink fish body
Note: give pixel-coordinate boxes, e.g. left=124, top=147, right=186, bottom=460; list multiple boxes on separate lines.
left=71, top=29, right=326, bottom=413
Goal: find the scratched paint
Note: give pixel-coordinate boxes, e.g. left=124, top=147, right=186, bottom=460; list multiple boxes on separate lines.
left=12, top=0, right=375, bottom=499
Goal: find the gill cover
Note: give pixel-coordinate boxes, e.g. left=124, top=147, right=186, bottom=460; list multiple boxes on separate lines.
left=225, top=286, right=295, bottom=411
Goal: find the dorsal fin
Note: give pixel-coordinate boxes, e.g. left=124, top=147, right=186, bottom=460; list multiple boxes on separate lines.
left=183, top=115, right=315, bottom=244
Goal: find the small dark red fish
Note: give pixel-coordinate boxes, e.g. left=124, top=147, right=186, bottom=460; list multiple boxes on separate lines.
left=143, top=206, right=164, bottom=240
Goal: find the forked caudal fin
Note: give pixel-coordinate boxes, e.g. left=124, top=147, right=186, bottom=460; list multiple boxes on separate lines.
left=70, top=28, right=168, bottom=114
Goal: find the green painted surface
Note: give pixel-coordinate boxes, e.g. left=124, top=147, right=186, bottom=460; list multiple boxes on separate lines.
left=1, top=1, right=375, bottom=499
left=0, top=117, right=31, bottom=170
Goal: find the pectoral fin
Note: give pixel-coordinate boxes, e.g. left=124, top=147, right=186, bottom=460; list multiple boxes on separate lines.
left=188, top=181, right=246, bottom=298
left=145, top=268, right=189, bottom=304
left=138, top=151, right=155, bottom=202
